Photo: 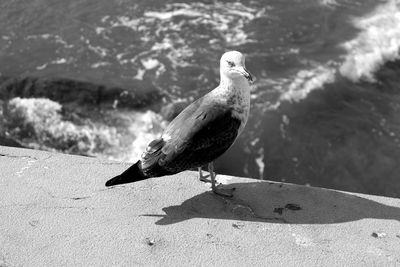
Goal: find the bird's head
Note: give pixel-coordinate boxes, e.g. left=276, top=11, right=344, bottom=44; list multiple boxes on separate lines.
left=220, top=51, right=253, bottom=84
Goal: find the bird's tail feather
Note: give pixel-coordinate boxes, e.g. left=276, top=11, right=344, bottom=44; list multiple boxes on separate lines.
left=105, top=161, right=147, bottom=186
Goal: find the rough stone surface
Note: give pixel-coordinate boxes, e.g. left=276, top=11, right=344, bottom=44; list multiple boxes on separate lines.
left=1, top=146, right=400, bottom=266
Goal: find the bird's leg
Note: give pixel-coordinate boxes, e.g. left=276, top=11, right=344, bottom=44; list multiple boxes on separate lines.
left=209, top=162, right=235, bottom=197
left=199, top=164, right=214, bottom=183
left=199, top=166, right=211, bottom=183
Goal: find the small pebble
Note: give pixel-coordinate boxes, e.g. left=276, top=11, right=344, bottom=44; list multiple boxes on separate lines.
left=285, top=203, right=302, bottom=211
left=371, top=232, right=386, bottom=238
left=28, top=220, right=39, bottom=227
left=274, top=203, right=302, bottom=215
left=273, top=207, right=284, bottom=215
left=145, top=238, right=155, bottom=246
left=232, top=223, right=245, bottom=229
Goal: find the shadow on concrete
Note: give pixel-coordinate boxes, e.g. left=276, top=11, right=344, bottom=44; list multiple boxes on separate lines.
left=143, top=182, right=400, bottom=225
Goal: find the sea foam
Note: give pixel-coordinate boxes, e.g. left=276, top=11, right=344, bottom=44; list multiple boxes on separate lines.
left=279, top=0, right=400, bottom=103
left=2, top=97, right=167, bottom=162
left=113, top=110, right=166, bottom=163
left=280, top=64, right=337, bottom=102
left=143, top=2, right=259, bottom=45
left=100, top=1, right=261, bottom=73
left=4, top=97, right=120, bottom=156
left=340, top=0, right=400, bottom=82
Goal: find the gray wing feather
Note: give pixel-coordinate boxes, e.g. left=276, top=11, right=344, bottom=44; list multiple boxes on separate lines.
left=141, top=94, right=241, bottom=174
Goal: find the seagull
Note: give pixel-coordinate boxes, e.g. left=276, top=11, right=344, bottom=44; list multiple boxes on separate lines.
left=105, top=51, right=253, bottom=197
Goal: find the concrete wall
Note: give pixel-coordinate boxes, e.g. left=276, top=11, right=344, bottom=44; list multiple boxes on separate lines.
left=1, top=146, right=399, bottom=266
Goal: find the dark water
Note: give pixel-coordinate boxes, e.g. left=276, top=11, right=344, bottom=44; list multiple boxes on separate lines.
left=1, top=0, right=400, bottom=197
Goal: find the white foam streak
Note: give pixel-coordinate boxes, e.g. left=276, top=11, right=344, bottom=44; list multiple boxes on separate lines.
left=117, top=110, right=166, bottom=163
left=280, top=65, right=336, bottom=102
left=26, top=34, right=74, bottom=48
left=91, top=62, right=111, bottom=68
left=319, top=0, right=339, bottom=7
left=145, top=9, right=204, bottom=20
left=340, top=0, right=400, bottom=82
left=279, top=1, right=400, bottom=103
left=117, top=2, right=258, bottom=46
left=4, top=98, right=121, bottom=156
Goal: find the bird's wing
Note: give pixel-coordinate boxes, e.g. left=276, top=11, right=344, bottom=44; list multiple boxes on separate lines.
left=141, top=96, right=241, bottom=174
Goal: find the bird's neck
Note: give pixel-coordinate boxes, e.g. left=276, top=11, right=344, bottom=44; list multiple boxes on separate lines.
left=210, top=76, right=251, bottom=134
left=214, top=76, right=251, bottom=104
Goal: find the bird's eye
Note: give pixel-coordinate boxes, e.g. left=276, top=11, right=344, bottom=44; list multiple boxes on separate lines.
left=227, top=61, right=235, bottom=67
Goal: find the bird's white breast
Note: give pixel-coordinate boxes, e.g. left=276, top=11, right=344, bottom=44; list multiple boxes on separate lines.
left=209, top=78, right=251, bottom=134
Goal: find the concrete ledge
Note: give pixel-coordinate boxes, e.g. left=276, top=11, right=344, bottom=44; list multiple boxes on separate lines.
left=1, top=146, right=400, bottom=266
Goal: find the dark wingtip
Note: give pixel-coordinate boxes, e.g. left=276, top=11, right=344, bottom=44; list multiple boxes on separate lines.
left=105, top=175, right=121, bottom=187
left=105, top=161, right=147, bottom=187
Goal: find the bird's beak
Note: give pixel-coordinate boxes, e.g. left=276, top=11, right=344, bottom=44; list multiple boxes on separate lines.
left=235, top=66, right=254, bottom=84
left=244, top=67, right=254, bottom=83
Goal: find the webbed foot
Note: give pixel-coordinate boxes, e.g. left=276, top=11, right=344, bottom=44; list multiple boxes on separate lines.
left=212, top=185, right=236, bottom=197
left=208, top=162, right=235, bottom=197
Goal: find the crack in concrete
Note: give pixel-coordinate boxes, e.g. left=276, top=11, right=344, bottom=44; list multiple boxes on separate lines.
left=101, top=162, right=128, bottom=166
left=37, top=187, right=92, bottom=201
left=16, top=158, right=38, bottom=177
left=0, top=153, right=52, bottom=161
left=38, top=187, right=58, bottom=199
left=0, top=153, right=39, bottom=160
left=40, top=205, right=94, bottom=211
left=10, top=154, right=52, bottom=177
left=0, top=203, right=94, bottom=211
left=70, top=196, right=91, bottom=200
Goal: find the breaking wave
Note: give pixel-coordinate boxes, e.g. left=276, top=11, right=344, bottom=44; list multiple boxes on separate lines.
left=340, top=0, right=400, bottom=82
left=4, top=97, right=120, bottom=156
left=2, top=97, right=165, bottom=161
left=276, top=0, right=400, bottom=103
left=279, top=63, right=337, bottom=102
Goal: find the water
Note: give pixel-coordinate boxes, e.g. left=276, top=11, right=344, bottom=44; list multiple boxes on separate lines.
left=1, top=0, right=400, bottom=197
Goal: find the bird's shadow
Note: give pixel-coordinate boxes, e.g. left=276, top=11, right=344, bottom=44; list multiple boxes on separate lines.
left=142, top=181, right=400, bottom=225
